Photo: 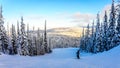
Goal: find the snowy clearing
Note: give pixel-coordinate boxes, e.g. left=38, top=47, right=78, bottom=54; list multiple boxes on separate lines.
left=0, top=46, right=120, bottom=68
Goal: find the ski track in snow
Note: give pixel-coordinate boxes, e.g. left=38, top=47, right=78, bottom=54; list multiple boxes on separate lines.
left=0, top=46, right=120, bottom=68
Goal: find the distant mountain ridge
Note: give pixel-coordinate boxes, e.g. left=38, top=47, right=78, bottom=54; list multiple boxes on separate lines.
left=30, top=27, right=83, bottom=37
left=47, top=27, right=83, bottom=37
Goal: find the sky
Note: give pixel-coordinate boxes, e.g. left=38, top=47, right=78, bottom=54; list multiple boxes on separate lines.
left=0, top=0, right=113, bottom=30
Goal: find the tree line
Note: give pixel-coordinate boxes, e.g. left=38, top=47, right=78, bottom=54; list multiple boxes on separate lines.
left=80, top=0, right=120, bottom=53
left=0, top=7, right=52, bottom=56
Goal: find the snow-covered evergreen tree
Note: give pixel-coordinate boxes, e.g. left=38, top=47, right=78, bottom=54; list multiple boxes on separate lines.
left=26, top=24, right=32, bottom=56
left=99, top=23, right=104, bottom=52
left=36, top=28, right=45, bottom=55
left=19, top=17, right=29, bottom=56
left=107, top=0, right=116, bottom=50
left=0, top=6, right=9, bottom=54
left=36, top=28, right=41, bottom=55
left=48, top=38, right=52, bottom=53
left=31, top=26, right=37, bottom=55
left=80, top=27, right=85, bottom=51
left=43, top=20, right=52, bottom=53
left=113, top=0, right=120, bottom=46
left=17, top=21, right=22, bottom=55
left=39, top=33, right=45, bottom=55
left=91, top=21, right=95, bottom=37
left=90, top=21, right=96, bottom=53
left=11, top=24, right=17, bottom=54
left=94, top=13, right=101, bottom=53
left=103, top=11, right=109, bottom=51
left=84, top=24, right=90, bottom=52
left=7, top=22, right=13, bottom=55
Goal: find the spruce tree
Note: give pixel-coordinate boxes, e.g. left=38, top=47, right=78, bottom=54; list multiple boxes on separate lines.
left=94, top=13, right=101, bottom=53
left=36, top=28, right=45, bottom=55
left=43, top=20, right=52, bottom=53
left=26, top=24, right=32, bottom=56
left=103, top=11, right=109, bottom=51
left=99, top=23, right=104, bottom=52
left=19, top=16, right=29, bottom=56
left=80, top=27, right=85, bottom=51
left=114, top=0, right=120, bottom=46
left=40, top=33, right=45, bottom=55
left=11, top=24, right=17, bottom=54
left=17, top=21, right=22, bottom=55
left=107, top=0, right=116, bottom=50
left=84, top=24, right=90, bottom=52
left=90, top=21, right=96, bottom=53
left=7, top=22, right=13, bottom=55
left=36, top=28, right=41, bottom=55
left=0, top=6, right=9, bottom=54
left=30, top=26, right=36, bottom=56
left=48, top=38, right=52, bottom=53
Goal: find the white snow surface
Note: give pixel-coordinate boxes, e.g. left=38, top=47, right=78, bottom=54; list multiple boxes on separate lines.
left=0, top=46, right=120, bottom=68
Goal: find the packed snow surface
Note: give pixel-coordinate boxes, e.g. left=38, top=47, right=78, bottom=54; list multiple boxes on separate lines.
left=0, top=46, right=120, bottom=68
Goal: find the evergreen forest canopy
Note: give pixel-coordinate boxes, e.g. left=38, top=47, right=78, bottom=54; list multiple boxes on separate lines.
left=0, top=7, right=52, bottom=56
left=80, top=0, right=120, bottom=53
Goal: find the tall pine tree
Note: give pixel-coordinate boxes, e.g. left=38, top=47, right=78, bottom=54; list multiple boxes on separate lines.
left=114, top=0, right=120, bottom=46
left=19, top=16, right=29, bottom=56
left=90, top=21, right=96, bottom=53
left=11, top=24, right=17, bottom=54
left=43, top=20, right=52, bottom=53
left=80, top=27, right=85, bottom=51
left=107, top=0, right=116, bottom=50
left=84, top=24, right=90, bottom=52
left=0, top=6, right=9, bottom=54
left=94, top=13, right=101, bottom=53
left=26, top=24, right=32, bottom=56
left=103, top=11, right=109, bottom=51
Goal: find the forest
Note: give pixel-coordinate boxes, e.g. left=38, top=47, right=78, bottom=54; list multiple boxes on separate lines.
left=79, top=0, right=120, bottom=53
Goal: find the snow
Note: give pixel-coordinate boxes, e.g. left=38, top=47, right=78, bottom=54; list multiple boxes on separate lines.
left=0, top=46, right=120, bottom=68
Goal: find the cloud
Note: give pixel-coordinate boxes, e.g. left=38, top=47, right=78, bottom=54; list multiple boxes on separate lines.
left=69, top=12, right=96, bottom=26
left=69, top=3, right=117, bottom=27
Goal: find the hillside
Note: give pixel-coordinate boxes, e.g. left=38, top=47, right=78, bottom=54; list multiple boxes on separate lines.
left=48, top=27, right=84, bottom=37
left=47, top=27, right=83, bottom=48
left=30, top=27, right=83, bottom=48
left=0, top=45, right=120, bottom=68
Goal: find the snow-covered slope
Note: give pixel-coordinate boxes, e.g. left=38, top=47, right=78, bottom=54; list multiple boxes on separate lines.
left=0, top=46, right=120, bottom=68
